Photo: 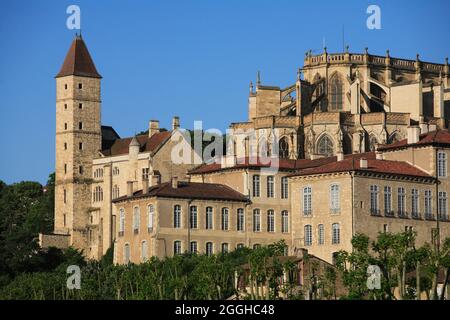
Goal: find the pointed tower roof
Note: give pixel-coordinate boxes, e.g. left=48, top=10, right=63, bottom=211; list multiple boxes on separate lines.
left=56, top=34, right=102, bottom=78
left=129, top=136, right=140, bottom=147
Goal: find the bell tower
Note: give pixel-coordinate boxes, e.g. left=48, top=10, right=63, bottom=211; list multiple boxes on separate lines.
left=54, top=34, right=102, bottom=251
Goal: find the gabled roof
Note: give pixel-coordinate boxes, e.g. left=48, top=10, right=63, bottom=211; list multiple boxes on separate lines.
left=56, top=35, right=102, bottom=78
left=378, top=130, right=450, bottom=151
left=188, top=156, right=338, bottom=175
left=113, top=181, right=248, bottom=203
left=289, top=153, right=432, bottom=179
left=100, top=131, right=172, bottom=157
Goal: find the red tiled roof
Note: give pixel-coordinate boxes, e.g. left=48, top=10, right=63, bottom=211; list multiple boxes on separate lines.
left=56, top=35, right=102, bottom=78
left=113, top=181, right=248, bottom=203
left=290, top=154, right=432, bottom=179
left=188, top=153, right=374, bottom=175
left=101, top=131, right=172, bottom=156
left=378, top=130, right=450, bottom=151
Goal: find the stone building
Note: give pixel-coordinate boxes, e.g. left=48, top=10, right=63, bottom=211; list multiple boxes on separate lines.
left=230, top=48, right=449, bottom=161
left=43, top=35, right=450, bottom=264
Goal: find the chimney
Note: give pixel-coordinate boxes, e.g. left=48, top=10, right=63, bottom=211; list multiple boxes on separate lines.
left=150, top=174, right=160, bottom=187
left=360, top=158, right=368, bottom=169
left=127, top=181, right=134, bottom=197
left=375, top=150, right=383, bottom=160
left=172, top=116, right=180, bottom=130
left=142, top=178, right=149, bottom=194
left=149, top=120, right=160, bottom=137
left=407, top=126, right=421, bottom=144
left=172, top=176, right=178, bottom=189
left=336, top=152, right=344, bottom=161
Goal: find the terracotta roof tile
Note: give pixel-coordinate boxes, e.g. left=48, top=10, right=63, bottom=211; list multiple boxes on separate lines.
left=378, top=130, right=450, bottom=151
left=101, top=131, right=171, bottom=156
left=188, top=153, right=374, bottom=175
left=113, top=181, right=248, bottom=203
left=56, top=35, right=101, bottom=78
left=290, top=154, right=432, bottom=179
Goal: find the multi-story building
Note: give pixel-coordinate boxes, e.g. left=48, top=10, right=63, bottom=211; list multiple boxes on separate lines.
left=42, top=35, right=450, bottom=264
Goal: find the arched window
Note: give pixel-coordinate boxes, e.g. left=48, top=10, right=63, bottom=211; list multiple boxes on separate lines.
left=330, top=184, right=340, bottom=214
left=279, top=137, right=289, bottom=158
left=133, top=206, right=140, bottom=233
left=329, top=73, right=343, bottom=110
left=253, top=209, right=261, bottom=232
left=206, top=242, right=213, bottom=256
left=332, top=223, right=341, bottom=244
left=343, top=134, right=352, bottom=155
left=190, top=206, right=198, bottom=229
left=304, top=225, right=312, bottom=246
left=147, top=204, right=154, bottom=231
left=93, top=186, right=103, bottom=202
left=388, top=132, right=401, bottom=144
left=221, top=243, right=229, bottom=253
left=112, top=185, right=120, bottom=199
left=119, top=208, right=125, bottom=235
left=237, top=208, right=244, bottom=231
left=173, top=205, right=181, bottom=228
left=173, top=241, right=182, bottom=255
left=281, top=211, right=289, bottom=233
left=221, top=208, right=229, bottom=231
left=141, top=241, right=148, bottom=262
left=369, top=135, right=378, bottom=151
left=124, top=243, right=130, bottom=264
left=267, top=210, right=275, bottom=232
left=317, top=135, right=334, bottom=156
left=205, top=207, right=213, bottom=230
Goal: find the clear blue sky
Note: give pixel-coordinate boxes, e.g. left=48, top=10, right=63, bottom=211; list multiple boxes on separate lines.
left=0, top=0, right=449, bottom=184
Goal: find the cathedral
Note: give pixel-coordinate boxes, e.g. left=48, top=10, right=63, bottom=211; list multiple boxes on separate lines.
left=40, top=35, right=450, bottom=264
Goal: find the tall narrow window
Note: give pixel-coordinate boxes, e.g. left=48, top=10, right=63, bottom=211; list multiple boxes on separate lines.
left=221, top=243, right=229, bottom=253
left=190, top=241, right=197, bottom=254
left=173, top=241, right=182, bottom=255
left=267, top=176, right=275, bottom=198
left=330, top=184, right=340, bottom=214
left=438, top=151, right=447, bottom=178
left=303, top=187, right=312, bottom=215
left=281, top=211, right=289, bottom=233
left=173, top=205, right=181, bottom=228
left=190, top=206, right=198, bottom=229
left=64, top=142, right=67, bottom=150
left=142, top=168, right=149, bottom=180
left=119, top=208, right=125, bottom=235
left=206, top=242, right=213, bottom=256
left=112, top=185, right=120, bottom=199
left=411, top=189, right=419, bottom=218
left=281, top=177, right=288, bottom=199
left=237, top=208, right=244, bottom=231
left=78, top=83, right=82, bottom=89
left=384, top=186, right=392, bottom=215
left=133, top=206, right=140, bottom=233
left=64, top=189, right=66, bottom=203
left=267, top=210, right=275, bottom=232
left=79, top=142, right=83, bottom=150
left=124, top=243, right=130, bottom=264
left=279, top=137, right=290, bottom=159
left=329, top=73, right=343, bottom=110
left=318, top=224, right=325, bottom=245
left=332, top=223, right=341, bottom=244
left=370, top=185, right=379, bottom=215
left=64, top=163, right=67, bottom=174
left=253, top=209, right=261, bottom=232
left=147, top=204, right=154, bottom=231
left=205, top=207, right=213, bottom=230
left=438, top=192, right=448, bottom=220
left=253, top=175, right=260, bottom=197
left=141, top=241, right=148, bottom=262
left=424, top=190, right=432, bottom=219
left=221, top=208, right=229, bottom=231
left=398, top=187, right=406, bottom=217
left=304, top=225, right=312, bottom=246
left=78, top=122, right=83, bottom=130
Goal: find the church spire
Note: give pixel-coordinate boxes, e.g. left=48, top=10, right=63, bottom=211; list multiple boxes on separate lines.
left=56, top=35, right=102, bottom=78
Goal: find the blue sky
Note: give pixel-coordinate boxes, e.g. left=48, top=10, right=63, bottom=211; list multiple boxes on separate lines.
left=0, top=0, right=449, bottom=184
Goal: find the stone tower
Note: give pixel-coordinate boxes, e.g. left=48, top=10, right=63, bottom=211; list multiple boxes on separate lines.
left=54, top=35, right=102, bottom=252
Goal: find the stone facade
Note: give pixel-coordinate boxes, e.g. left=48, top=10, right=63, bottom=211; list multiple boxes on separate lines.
left=48, top=36, right=450, bottom=265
